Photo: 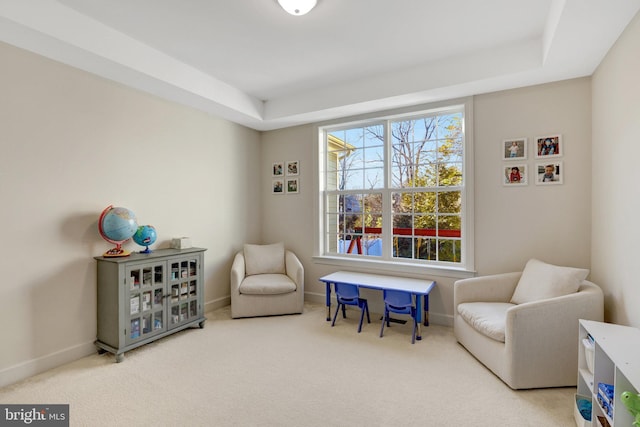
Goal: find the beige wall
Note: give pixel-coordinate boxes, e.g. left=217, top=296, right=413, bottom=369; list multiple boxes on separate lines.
left=0, top=42, right=261, bottom=386
left=592, top=11, right=640, bottom=327
left=261, top=78, right=593, bottom=324
left=474, top=78, right=592, bottom=274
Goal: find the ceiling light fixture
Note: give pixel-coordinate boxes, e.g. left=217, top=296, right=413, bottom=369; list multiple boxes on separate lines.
left=277, top=0, right=317, bottom=16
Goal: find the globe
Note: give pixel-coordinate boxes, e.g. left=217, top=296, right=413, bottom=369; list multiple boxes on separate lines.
left=98, top=205, right=138, bottom=257
left=133, top=225, right=157, bottom=253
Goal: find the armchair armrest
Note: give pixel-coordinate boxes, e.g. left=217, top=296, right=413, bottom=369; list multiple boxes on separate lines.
left=230, top=252, right=245, bottom=294
left=454, top=272, right=522, bottom=306
left=506, top=281, right=604, bottom=345
left=504, top=281, right=604, bottom=385
left=285, top=250, right=304, bottom=289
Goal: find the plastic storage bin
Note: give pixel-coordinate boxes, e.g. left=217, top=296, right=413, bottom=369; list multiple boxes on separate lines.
left=573, top=394, right=592, bottom=427
left=574, top=394, right=591, bottom=427
left=583, top=337, right=595, bottom=374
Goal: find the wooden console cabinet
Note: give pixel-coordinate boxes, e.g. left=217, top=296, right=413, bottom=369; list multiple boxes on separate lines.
left=95, top=247, right=206, bottom=362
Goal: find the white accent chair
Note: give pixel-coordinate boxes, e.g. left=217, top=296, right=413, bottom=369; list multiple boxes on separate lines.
left=230, top=242, right=304, bottom=318
left=454, top=259, right=603, bottom=389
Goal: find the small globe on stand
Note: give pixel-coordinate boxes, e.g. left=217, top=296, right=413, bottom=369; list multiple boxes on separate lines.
left=98, top=205, right=138, bottom=257
left=133, top=225, right=157, bottom=254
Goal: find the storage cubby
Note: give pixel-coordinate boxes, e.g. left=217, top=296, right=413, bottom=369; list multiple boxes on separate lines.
left=576, top=320, right=640, bottom=427
left=95, top=247, right=206, bottom=362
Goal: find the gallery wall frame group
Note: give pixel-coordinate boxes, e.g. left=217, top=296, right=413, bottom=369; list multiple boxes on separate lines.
left=272, top=160, right=300, bottom=194
left=502, top=135, right=563, bottom=186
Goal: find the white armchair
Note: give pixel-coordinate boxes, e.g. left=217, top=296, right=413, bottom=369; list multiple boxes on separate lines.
left=454, top=259, right=603, bottom=389
left=230, top=242, right=304, bottom=318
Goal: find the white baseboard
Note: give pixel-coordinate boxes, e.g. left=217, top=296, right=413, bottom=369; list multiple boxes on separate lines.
left=205, top=296, right=230, bottom=313
left=304, top=291, right=326, bottom=305
left=0, top=341, right=96, bottom=389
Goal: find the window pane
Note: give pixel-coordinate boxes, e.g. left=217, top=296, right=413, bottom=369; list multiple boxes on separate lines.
left=438, top=215, right=461, bottom=238
left=392, top=192, right=412, bottom=213
left=438, top=163, right=463, bottom=186
left=363, top=193, right=383, bottom=237
left=438, top=191, right=461, bottom=214
left=415, top=215, right=437, bottom=234
left=438, top=239, right=461, bottom=263
left=342, top=168, right=363, bottom=190
left=364, top=193, right=383, bottom=215
left=363, top=147, right=384, bottom=168
left=342, top=194, right=361, bottom=213
left=364, top=125, right=384, bottom=146
left=343, top=213, right=361, bottom=232
left=413, top=192, right=436, bottom=214
left=392, top=213, right=412, bottom=230
left=364, top=167, right=384, bottom=189
left=442, top=139, right=463, bottom=162
left=415, top=237, right=437, bottom=260
left=361, top=235, right=382, bottom=257
left=393, top=237, right=412, bottom=259
left=415, top=162, right=437, bottom=187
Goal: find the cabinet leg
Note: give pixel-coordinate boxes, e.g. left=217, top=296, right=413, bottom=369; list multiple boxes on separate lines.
left=97, top=348, right=107, bottom=355
left=115, top=353, right=125, bottom=363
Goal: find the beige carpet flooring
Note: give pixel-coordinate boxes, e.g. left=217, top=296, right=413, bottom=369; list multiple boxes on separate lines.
left=0, top=303, right=577, bottom=426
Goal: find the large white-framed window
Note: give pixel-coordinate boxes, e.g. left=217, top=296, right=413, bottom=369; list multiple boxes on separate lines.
left=316, top=99, right=474, bottom=275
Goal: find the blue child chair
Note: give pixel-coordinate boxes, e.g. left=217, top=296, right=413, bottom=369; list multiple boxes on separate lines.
left=379, top=289, right=418, bottom=344
left=331, top=283, right=370, bottom=333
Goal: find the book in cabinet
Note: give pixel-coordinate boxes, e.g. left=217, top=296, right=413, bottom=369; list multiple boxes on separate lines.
left=576, top=319, right=640, bottom=427
left=95, top=247, right=206, bottom=362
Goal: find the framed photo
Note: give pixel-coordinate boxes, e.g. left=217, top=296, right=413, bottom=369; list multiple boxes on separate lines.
left=272, top=179, right=284, bottom=194
left=286, top=160, right=299, bottom=176
left=535, top=135, right=562, bottom=158
left=272, top=162, right=284, bottom=177
left=286, top=178, right=299, bottom=194
left=503, top=164, right=528, bottom=186
left=502, top=138, right=527, bottom=160
left=535, top=162, right=563, bottom=185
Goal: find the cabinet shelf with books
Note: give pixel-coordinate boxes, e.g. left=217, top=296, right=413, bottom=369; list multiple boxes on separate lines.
left=576, top=320, right=640, bottom=427
left=95, top=247, right=206, bottom=362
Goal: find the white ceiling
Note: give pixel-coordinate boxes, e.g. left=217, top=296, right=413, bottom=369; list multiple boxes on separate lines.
left=0, top=0, right=638, bottom=130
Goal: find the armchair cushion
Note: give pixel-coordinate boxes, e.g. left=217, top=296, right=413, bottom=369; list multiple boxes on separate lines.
left=457, top=302, right=515, bottom=342
left=243, top=242, right=286, bottom=276
left=239, top=273, right=297, bottom=295
left=510, top=259, right=589, bottom=304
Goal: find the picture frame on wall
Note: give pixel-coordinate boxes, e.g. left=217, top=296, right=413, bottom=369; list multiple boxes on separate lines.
left=272, top=179, right=284, bottom=194
left=272, top=162, right=284, bottom=177
left=286, top=160, right=299, bottom=176
left=535, top=162, right=563, bottom=185
left=535, top=134, right=562, bottom=158
left=502, top=138, right=527, bottom=160
left=503, top=164, right=528, bottom=186
left=286, top=178, right=299, bottom=194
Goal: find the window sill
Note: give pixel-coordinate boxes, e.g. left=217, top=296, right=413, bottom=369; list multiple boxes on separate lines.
left=312, top=255, right=476, bottom=280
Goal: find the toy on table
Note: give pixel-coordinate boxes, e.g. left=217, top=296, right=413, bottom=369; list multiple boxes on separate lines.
left=621, top=391, right=640, bottom=427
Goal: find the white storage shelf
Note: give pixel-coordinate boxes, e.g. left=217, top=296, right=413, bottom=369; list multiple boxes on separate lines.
left=576, top=320, right=640, bottom=427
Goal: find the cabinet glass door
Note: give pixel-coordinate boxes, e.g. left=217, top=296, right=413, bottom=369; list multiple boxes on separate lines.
left=168, top=256, right=201, bottom=329
left=126, top=262, right=166, bottom=345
